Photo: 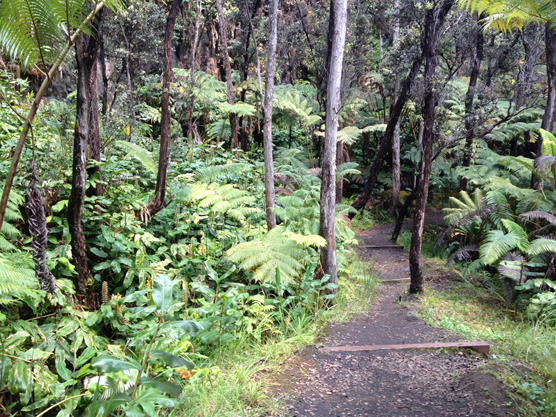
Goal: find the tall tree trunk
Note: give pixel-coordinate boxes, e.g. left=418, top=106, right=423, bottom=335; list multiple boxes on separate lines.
left=320, top=0, right=347, bottom=289
left=68, top=36, right=94, bottom=294
left=187, top=0, right=202, bottom=143
left=146, top=0, right=183, bottom=216
left=459, top=19, right=484, bottom=191
left=99, top=22, right=109, bottom=116
left=391, top=0, right=402, bottom=216
left=409, top=0, right=454, bottom=295
left=215, top=0, right=239, bottom=149
left=263, top=0, right=279, bottom=231
left=351, top=53, right=423, bottom=212
left=87, top=9, right=104, bottom=198
left=533, top=25, right=556, bottom=188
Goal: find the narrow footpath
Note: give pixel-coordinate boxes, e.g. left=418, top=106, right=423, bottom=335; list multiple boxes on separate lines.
left=275, top=220, right=518, bottom=417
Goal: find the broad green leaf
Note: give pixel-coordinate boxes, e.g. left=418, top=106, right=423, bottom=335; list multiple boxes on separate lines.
left=91, top=354, right=141, bottom=372
left=139, top=377, right=182, bottom=398
left=150, top=350, right=194, bottom=370
left=153, top=274, right=174, bottom=314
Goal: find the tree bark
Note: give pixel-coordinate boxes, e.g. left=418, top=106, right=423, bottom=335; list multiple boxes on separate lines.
left=409, top=0, right=454, bottom=295
left=263, top=0, right=279, bottom=231
left=86, top=9, right=104, bottom=198
left=68, top=35, right=94, bottom=294
left=351, top=53, right=423, bottom=212
left=459, top=19, right=484, bottom=191
left=146, top=0, right=183, bottom=216
left=391, top=0, right=402, bottom=215
left=320, top=0, right=347, bottom=289
left=215, top=0, right=239, bottom=149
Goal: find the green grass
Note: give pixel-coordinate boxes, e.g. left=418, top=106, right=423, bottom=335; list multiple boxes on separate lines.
left=171, top=251, right=379, bottom=416
left=417, top=278, right=556, bottom=415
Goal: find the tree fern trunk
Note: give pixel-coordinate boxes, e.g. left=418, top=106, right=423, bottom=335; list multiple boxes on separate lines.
left=147, top=0, right=183, bottom=216
left=391, top=0, right=401, bottom=216
left=68, top=35, right=94, bottom=294
left=320, top=0, right=347, bottom=288
left=263, top=0, right=278, bottom=231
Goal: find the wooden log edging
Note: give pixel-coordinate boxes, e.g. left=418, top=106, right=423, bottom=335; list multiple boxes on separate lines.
left=320, top=341, right=490, bottom=354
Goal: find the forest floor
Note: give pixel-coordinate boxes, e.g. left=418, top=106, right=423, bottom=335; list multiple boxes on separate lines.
left=271, top=214, right=524, bottom=417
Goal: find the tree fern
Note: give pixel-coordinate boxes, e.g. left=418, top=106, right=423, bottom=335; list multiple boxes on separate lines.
left=479, top=230, right=521, bottom=265
left=0, top=254, right=38, bottom=305
left=527, top=238, right=556, bottom=257
left=500, top=219, right=529, bottom=251
left=194, top=163, right=253, bottom=182
left=226, top=227, right=310, bottom=284
left=115, top=140, right=157, bottom=174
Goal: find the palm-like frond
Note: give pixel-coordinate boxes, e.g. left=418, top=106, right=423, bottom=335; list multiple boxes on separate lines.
left=336, top=162, right=361, bottom=181
left=521, top=211, right=556, bottom=226
left=527, top=238, right=556, bottom=257
left=500, top=219, right=529, bottom=251
left=115, top=140, right=157, bottom=174
left=194, top=163, right=253, bottom=182
left=479, top=230, right=520, bottom=265
left=0, top=0, right=62, bottom=69
left=226, top=228, right=309, bottom=284
left=0, top=254, right=38, bottom=305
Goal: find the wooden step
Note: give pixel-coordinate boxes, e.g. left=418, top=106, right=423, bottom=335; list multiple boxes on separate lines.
left=381, top=278, right=410, bottom=283
left=321, top=341, right=490, bottom=354
left=359, top=245, right=404, bottom=249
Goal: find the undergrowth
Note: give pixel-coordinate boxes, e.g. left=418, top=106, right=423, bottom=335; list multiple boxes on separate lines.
left=172, top=252, right=379, bottom=416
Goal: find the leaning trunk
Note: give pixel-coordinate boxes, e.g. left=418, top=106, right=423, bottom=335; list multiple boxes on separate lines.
left=68, top=35, right=94, bottom=294
left=409, top=0, right=454, bottom=295
left=146, top=0, right=183, bottom=216
left=319, top=0, right=347, bottom=288
left=351, top=53, right=423, bottom=212
left=263, top=0, right=279, bottom=230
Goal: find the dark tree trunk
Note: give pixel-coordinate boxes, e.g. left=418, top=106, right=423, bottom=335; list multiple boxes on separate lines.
left=68, top=36, right=94, bottom=294
left=320, top=0, right=347, bottom=288
left=351, top=54, right=423, bottom=212
left=459, top=19, right=484, bottom=191
left=147, top=0, right=183, bottom=216
left=215, top=0, right=239, bottom=149
left=87, top=10, right=104, bottom=198
left=409, top=0, right=454, bottom=295
left=263, top=0, right=278, bottom=230
left=99, top=21, right=109, bottom=116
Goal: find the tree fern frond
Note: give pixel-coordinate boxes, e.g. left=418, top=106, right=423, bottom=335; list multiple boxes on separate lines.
left=480, top=230, right=520, bottom=265
left=195, top=163, right=252, bottom=182
left=500, top=219, right=529, bottom=251
left=0, top=0, right=63, bottom=69
left=446, top=244, right=479, bottom=266
left=527, top=238, right=556, bottom=257
left=336, top=162, right=361, bottom=180
left=282, top=232, right=327, bottom=248
left=521, top=211, right=556, bottom=226
left=0, top=254, right=38, bottom=304
left=115, top=140, right=157, bottom=174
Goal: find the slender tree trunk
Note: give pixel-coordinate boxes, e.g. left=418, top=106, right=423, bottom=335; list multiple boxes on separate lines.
left=320, top=0, right=347, bottom=288
left=146, top=0, right=183, bottom=216
left=336, top=141, right=344, bottom=204
left=187, top=0, right=202, bottom=143
left=215, top=0, right=239, bottom=149
left=351, top=53, right=423, bottom=212
left=99, top=23, right=109, bottom=116
left=460, top=19, right=484, bottom=191
left=68, top=35, right=94, bottom=294
left=87, top=10, right=104, bottom=198
left=391, top=0, right=402, bottom=215
left=409, top=0, right=454, bottom=295
left=263, top=0, right=279, bottom=230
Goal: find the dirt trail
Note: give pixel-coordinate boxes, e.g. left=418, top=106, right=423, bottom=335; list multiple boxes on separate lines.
left=274, top=216, right=518, bottom=417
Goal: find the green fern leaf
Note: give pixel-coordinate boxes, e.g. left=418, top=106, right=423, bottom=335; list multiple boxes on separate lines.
left=479, top=230, right=520, bottom=265
left=115, top=140, right=157, bottom=174
left=527, top=238, right=556, bottom=257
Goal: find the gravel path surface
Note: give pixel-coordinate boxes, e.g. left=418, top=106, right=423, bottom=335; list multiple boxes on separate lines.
left=274, top=218, right=518, bottom=417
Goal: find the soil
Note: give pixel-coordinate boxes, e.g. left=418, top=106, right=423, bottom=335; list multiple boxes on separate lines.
left=272, top=213, right=519, bottom=417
